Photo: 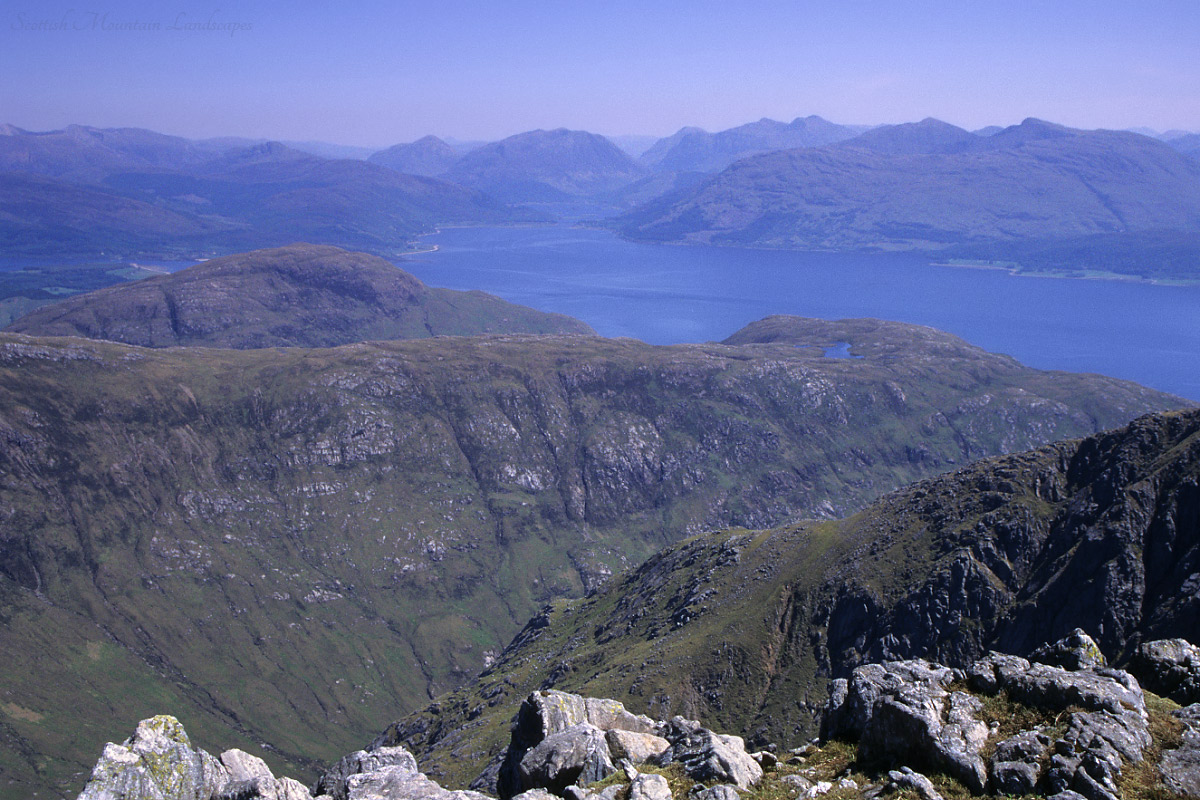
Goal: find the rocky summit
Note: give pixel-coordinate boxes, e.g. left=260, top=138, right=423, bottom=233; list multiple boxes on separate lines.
left=72, top=630, right=1200, bottom=800
left=4, top=243, right=593, bottom=347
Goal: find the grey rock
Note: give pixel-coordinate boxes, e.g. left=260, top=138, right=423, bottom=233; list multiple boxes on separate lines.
left=512, top=790, right=558, bottom=800
left=315, top=746, right=420, bottom=800
left=991, top=760, right=1040, bottom=795
left=518, top=723, right=615, bottom=794
left=657, top=717, right=762, bottom=789
left=77, top=715, right=230, bottom=800
left=217, top=776, right=315, bottom=800
left=885, top=767, right=943, bottom=800
left=1046, top=793, right=1089, bottom=800
left=221, top=750, right=277, bottom=784
left=1031, top=629, right=1108, bottom=671
left=993, top=729, right=1052, bottom=763
left=500, top=692, right=655, bottom=797
left=749, top=751, right=776, bottom=769
left=629, top=773, right=672, bottom=800
left=1133, top=638, right=1200, bottom=705
left=689, top=786, right=739, bottom=800
left=1160, top=703, right=1200, bottom=796
left=829, top=660, right=987, bottom=792
left=346, top=767, right=492, bottom=800
left=605, top=730, right=670, bottom=764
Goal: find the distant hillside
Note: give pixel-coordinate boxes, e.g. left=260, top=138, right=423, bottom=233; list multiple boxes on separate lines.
left=0, top=123, right=230, bottom=182
left=618, top=119, right=1200, bottom=278
left=0, top=316, right=1186, bottom=798
left=5, top=244, right=593, bottom=346
left=390, top=407, right=1200, bottom=791
left=442, top=128, right=647, bottom=202
left=1169, top=132, right=1200, bottom=160
left=640, top=115, right=866, bottom=173
left=369, top=135, right=461, bottom=177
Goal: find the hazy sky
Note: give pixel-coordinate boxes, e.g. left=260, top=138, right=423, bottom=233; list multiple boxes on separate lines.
left=3, top=0, right=1198, bottom=147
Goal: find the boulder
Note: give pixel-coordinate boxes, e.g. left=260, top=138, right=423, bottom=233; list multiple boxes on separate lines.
left=345, top=768, right=492, bottom=800
left=221, top=750, right=277, bottom=783
left=823, top=661, right=987, bottom=792
left=1030, top=629, right=1107, bottom=671
left=1132, top=638, right=1200, bottom=705
left=656, top=718, right=761, bottom=790
left=77, top=715, right=230, bottom=800
left=628, top=773, right=672, bottom=800
left=517, top=724, right=615, bottom=795
left=314, top=746, right=420, bottom=800
left=499, top=692, right=655, bottom=797
left=885, top=768, right=943, bottom=800
left=605, top=730, right=670, bottom=764
left=688, top=786, right=739, bottom=800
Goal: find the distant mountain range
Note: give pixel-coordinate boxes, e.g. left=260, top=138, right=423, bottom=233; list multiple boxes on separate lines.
left=5, top=243, right=593, bottom=347
left=0, top=127, right=536, bottom=258
left=616, top=118, right=1200, bottom=278
left=5, top=116, right=1200, bottom=275
left=639, top=115, right=869, bottom=173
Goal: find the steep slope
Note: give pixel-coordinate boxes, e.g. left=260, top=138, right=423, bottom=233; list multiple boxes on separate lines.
left=641, top=116, right=866, bottom=173
left=0, top=317, right=1186, bottom=798
left=5, top=244, right=593, bottom=346
left=369, top=136, right=462, bottom=177
left=442, top=129, right=647, bottom=202
left=618, top=120, right=1200, bottom=275
left=389, top=408, right=1200, bottom=791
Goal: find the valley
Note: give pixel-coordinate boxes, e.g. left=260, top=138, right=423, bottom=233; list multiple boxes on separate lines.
left=0, top=315, right=1186, bottom=798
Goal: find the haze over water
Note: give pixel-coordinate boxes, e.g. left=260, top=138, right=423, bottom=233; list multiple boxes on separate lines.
left=402, top=225, right=1200, bottom=402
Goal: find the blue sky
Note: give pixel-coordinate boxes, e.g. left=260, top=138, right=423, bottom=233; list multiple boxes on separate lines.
left=2, top=0, right=1198, bottom=147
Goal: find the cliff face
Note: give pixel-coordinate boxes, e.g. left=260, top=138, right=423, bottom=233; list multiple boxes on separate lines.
left=0, top=319, right=1185, bottom=799
left=389, top=409, right=1200, bottom=791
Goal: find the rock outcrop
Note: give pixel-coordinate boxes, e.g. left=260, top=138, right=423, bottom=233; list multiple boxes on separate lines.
left=492, top=690, right=761, bottom=799
left=76, top=717, right=499, bottom=800
left=78, top=716, right=230, bottom=800
left=821, top=631, right=1160, bottom=800
left=1131, top=638, right=1200, bottom=705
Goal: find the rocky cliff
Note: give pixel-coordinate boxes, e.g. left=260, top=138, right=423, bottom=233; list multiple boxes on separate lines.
left=0, top=318, right=1186, bottom=799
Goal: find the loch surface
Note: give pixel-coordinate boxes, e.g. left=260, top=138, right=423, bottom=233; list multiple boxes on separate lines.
left=400, top=225, right=1200, bottom=401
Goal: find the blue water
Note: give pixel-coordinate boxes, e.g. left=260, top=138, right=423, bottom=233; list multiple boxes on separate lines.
left=400, top=225, right=1200, bottom=402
